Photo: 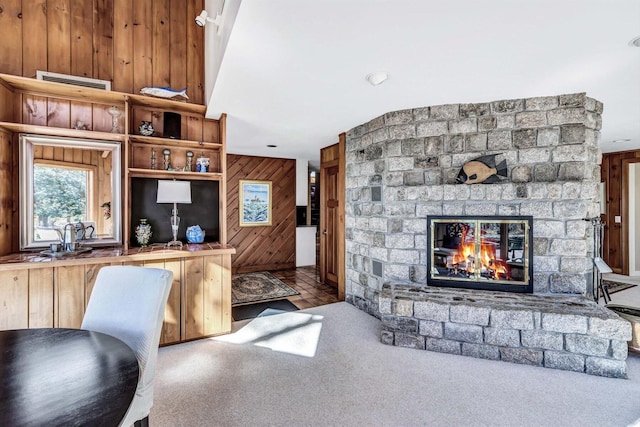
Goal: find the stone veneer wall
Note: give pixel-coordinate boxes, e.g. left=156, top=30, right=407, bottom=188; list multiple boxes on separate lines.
left=344, top=93, right=604, bottom=317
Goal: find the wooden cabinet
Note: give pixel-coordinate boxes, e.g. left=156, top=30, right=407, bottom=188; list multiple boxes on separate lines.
left=0, top=247, right=234, bottom=344
left=0, top=73, right=228, bottom=254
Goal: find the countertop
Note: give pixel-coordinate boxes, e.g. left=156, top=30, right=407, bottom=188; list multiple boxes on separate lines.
left=0, top=243, right=236, bottom=271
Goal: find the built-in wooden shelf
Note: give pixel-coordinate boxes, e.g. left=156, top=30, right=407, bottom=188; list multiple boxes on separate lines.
left=0, top=72, right=228, bottom=249
left=128, top=135, right=222, bottom=149
left=128, top=168, right=223, bottom=180
left=0, top=122, right=126, bottom=142
left=0, top=73, right=207, bottom=114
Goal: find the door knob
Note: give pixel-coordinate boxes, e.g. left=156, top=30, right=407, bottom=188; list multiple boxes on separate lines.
left=322, top=230, right=327, bottom=235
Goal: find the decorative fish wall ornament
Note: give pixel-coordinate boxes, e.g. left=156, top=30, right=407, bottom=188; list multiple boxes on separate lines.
left=140, top=86, right=189, bottom=100
left=456, top=153, right=508, bottom=184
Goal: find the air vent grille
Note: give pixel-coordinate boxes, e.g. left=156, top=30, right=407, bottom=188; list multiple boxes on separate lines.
left=36, top=71, right=111, bottom=91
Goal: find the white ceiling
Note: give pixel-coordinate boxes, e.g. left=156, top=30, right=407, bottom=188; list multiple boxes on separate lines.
left=206, top=0, right=640, bottom=167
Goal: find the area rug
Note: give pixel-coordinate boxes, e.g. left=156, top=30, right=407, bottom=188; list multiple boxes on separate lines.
left=232, top=299, right=300, bottom=321
left=601, top=280, right=638, bottom=295
left=232, top=271, right=300, bottom=305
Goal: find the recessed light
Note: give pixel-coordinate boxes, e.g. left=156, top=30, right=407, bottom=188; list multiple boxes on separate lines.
left=266, top=144, right=277, bottom=148
left=613, top=139, right=631, bottom=143
left=366, top=71, right=389, bottom=86
left=629, top=36, right=640, bottom=47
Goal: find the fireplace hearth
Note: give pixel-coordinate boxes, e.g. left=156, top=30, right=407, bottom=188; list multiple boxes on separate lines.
left=427, top=216, right=533, bottom=293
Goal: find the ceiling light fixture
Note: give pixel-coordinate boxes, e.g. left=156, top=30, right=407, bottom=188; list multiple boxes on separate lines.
left=613, top=138, right=631, bottom=143
left=267, top=144, right=277, bottom=148
left=629, top=36, right=640, bottom=47
left=366, top=72, right=389, bottom=86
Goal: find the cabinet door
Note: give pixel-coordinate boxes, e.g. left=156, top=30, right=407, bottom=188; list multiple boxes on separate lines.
left=146, top=259, right=181, bottom=345
left=204, top=254, right=232, bottom=336
left=55, top=265, right=86, bottom=328
left=183, top=256, right=204, bottom=340
left=28, top=268, right=54, bottom=328
left=0, top=270, right=29, bottom=330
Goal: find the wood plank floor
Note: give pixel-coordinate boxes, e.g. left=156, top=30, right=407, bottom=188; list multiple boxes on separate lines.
left=269, top=266, right=340, bottom=310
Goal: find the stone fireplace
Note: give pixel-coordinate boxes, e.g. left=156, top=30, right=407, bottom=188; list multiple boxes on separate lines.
left=344, top=93, right=632, bottom=377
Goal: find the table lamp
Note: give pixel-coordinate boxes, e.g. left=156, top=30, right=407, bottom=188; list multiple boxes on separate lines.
left=156, top=180, right=192, bottom=248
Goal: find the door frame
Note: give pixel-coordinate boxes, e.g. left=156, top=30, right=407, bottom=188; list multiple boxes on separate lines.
left=622, top=158, right=640, bottom=275
left=319, top=134, right=345, bottom=300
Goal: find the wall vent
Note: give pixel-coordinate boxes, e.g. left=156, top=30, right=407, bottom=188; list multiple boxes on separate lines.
left=36, top=71, right=111, bottom=91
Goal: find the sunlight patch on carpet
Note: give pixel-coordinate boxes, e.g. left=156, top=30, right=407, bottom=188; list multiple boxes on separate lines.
left=213, top=311, right=324, bottom=357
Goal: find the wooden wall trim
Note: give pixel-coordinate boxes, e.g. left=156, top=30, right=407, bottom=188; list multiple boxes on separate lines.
left=621, top=158, right=640, bottom=275
left=602, top=150, right=640, bottom=273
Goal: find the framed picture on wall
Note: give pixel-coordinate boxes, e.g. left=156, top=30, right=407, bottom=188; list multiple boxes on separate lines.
left=239, top=180, right=272, bottom=227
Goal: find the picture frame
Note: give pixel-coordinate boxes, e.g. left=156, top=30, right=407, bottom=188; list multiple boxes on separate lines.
left=239, top=180, right=272, bottom=227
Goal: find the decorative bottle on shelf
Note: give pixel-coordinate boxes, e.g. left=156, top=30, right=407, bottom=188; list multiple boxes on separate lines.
left=163, top=149, right=172, bottom=170
left=135, top=218, right=152, bottom=247
left=185, top=151, right=194, bottom=172
left=108, top=106, right=121, bottom=133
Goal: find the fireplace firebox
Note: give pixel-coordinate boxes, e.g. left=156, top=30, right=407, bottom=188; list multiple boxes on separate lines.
left=427, top=216, right=533, bottom=293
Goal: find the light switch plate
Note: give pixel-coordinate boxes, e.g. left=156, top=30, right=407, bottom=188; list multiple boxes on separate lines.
left=615, top=215, right=622, bottom=223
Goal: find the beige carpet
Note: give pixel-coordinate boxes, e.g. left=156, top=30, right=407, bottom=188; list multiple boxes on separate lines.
left=152, top=302, right=640, bottom=427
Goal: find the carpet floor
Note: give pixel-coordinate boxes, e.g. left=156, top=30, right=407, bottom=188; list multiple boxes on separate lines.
left=232, top=271, right=300, bottom=305
left=152, top=302, right=640, bottom=427
left=232, top=299, right=299, bottom=321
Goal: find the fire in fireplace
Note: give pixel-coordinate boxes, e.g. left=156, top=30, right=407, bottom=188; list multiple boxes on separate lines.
left=427, top=216, right=533, bottom=293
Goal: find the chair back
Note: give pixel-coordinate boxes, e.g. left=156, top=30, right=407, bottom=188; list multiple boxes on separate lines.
left=82, top=265, right=173, bottom=426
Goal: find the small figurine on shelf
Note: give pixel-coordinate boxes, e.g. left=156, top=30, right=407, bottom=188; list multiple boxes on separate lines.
left=185, top=151, right=194, bottom=172
left=196, top=154, right=210, bottom=173
left=138, top=121, right=154, bottom=136
left=151, top=148, right=156, bottom=170
left=108, top=106, right=121, bottom=133
left=74, top=120, right=88, bottom=131
left=163, top=149, right=171, bottom=170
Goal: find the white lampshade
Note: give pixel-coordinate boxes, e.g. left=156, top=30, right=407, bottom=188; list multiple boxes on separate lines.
left=156, top=180, right=192, bottom=204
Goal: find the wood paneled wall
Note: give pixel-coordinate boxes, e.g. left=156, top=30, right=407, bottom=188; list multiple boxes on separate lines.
left=0, top=131, right=12, bottom=255
left=0, top=0, right=205, bottom=104
left=601, top=150, right=640, bottom=273
left=227, top=155, right=296, bottom=273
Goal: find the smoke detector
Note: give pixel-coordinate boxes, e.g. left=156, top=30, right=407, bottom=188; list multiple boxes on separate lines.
left=629, top=36, right=640, bottom=47
left=366, top=72, right=389, bottom=86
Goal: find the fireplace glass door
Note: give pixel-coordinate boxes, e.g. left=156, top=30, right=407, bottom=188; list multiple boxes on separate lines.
left=427, top=216, right=533, bottom=293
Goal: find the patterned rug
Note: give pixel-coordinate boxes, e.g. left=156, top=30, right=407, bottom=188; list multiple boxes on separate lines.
left=601, top=280, right=638, bottom=295
left=232, top=271, right=300, bottom=305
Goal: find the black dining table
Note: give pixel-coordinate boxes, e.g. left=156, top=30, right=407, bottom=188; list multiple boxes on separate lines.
left=0, top=328, right=139, bottom=427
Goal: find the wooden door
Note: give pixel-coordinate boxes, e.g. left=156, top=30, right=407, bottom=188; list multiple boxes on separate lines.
left=321, top=164, right=340, bottom=287
left=319, top=136, right=345, bottom=299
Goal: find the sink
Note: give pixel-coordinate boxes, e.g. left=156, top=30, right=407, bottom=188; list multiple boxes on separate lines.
left=39, top=247, right=93, bottom=257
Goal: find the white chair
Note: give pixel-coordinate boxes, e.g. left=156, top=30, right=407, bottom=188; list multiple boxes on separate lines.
left=81, top=266, right=173, bottom=427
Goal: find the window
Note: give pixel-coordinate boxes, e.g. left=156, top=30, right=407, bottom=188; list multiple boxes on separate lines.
left=33, top=164, right=92, bottom=241
left=19, top=134, right=121, bottom=249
